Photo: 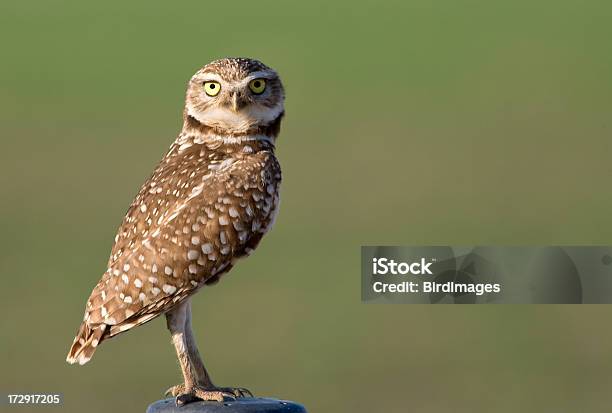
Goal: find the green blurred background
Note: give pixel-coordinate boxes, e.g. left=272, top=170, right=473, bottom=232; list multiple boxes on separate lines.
left=1, top=1, right=611, bottom=412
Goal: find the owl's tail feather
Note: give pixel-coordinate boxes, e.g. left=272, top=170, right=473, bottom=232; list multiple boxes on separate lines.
left=66, top=322, right=106, bottom=365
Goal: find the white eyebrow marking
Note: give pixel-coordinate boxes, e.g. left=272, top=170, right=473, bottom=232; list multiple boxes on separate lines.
left=245, top=70, right=277, bottom=81
left=195, top=73, right=224, bottom=83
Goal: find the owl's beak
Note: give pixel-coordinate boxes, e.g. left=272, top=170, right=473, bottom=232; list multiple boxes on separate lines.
left=230, top=92, right=241, bottom=112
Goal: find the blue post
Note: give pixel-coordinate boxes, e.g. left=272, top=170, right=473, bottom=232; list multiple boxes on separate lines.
left=147, top=398, right=307, bottom=413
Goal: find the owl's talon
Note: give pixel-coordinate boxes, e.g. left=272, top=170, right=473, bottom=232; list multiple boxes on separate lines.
left=165, top=383, right=185, bottom=397
left=238, top=387, right=253, bottom=398
left=218, top=386, right=254, bottom=398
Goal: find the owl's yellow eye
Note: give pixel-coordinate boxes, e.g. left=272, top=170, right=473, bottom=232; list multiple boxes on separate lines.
left=249, top=78, right=266, bottom=94
left=203, top=81, right=221, bottom=97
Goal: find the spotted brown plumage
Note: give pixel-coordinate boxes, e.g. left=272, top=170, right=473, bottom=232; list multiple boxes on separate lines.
left=67, top=58, right=284, bottom=404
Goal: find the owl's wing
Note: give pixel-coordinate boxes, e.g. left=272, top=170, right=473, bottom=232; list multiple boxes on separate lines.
left=85, top=176, right=229, bottom=335
left=84, top=153, right=270, bottom=336
left=68, top=147, right=279, bottom=365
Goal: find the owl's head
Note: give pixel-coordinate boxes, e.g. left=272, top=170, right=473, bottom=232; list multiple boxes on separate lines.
left=185, top=57, right=285, bottom=135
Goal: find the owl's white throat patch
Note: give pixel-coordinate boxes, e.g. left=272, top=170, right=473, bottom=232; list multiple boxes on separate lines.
left=187, top=102, right=283, bottom=134
left=176, top=133, right=274, bottom=150
left=208, top=135, right=274, bottom=145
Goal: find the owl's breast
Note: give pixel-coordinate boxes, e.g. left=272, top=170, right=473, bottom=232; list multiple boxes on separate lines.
left=190, top=150, right=281, bottom=283
left=227, top=150, right=282, bottom=238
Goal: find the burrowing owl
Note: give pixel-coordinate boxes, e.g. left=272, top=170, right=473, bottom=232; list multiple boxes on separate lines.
left=66, top=58, right=285, bottom=404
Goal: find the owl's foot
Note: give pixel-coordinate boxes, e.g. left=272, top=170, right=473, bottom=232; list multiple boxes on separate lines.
left=165, top=384, right=252, bottom=405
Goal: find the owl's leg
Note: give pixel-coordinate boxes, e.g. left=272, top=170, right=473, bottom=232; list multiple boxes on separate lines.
left=164, top=300, right=238, bottom=405
left=183, top=299, right=214, bottom=387
left=183, top=300, right=254, bottom=399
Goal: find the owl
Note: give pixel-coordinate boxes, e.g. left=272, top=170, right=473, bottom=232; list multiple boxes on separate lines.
left=66, top=57, right=285, bottom=405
